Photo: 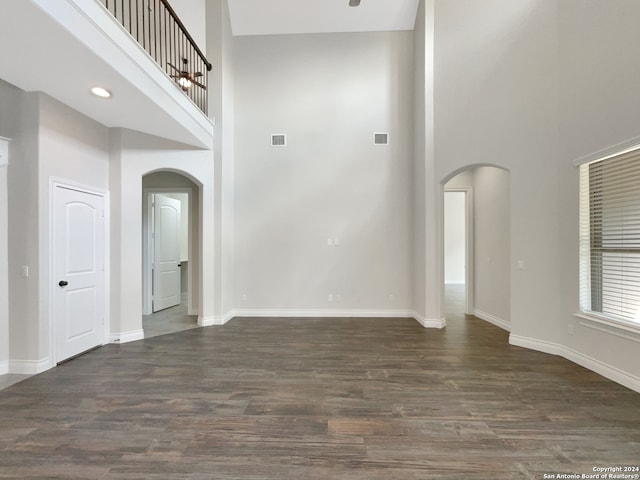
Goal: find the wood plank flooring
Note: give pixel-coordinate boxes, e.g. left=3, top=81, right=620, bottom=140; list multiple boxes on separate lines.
left=143, top=301, right=199, bottom=339
left=1, top=294, right=639, bottom=478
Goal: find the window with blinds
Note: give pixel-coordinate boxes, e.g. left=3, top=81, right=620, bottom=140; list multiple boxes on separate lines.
left=579, top=146, right=640, bottom=326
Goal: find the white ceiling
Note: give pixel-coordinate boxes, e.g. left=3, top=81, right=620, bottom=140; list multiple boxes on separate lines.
left=228, top=0, right=420, bottom=36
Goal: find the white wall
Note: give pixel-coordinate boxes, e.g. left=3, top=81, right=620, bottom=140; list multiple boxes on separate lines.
left=556, top=0, right=640, bottom=388
left=444, top=191, right=465, bottom=284
left=2, top=83, right=40, bottom=370
left=434, top=0, right=558, bottom=338
left=412, top=0, right=427, bottom=318
left=38, top=94, right=110, bottom=365
left=0, top=137, right=9, bottom=372
left=171, top=0, right=208, bottom=55
left=233, top=31, right=414, bottom=314
left=432, top=0, right=640, bottom=390
left=110, top=129, right=216, bottom=338
left=413, top=0, right=442, bottom=326
left=207, top=0, right=235, bottom=318
left=1, top=84, right=110, bottom=372
left=0, top=80, right=22, bottom=373
left=472, top=167, right=510, bottom=324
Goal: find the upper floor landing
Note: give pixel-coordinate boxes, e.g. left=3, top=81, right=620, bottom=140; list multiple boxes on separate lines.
left=0, top=0, right=213, bottom=149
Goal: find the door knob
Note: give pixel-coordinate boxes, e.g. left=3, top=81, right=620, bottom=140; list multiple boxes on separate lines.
left=58, top=280, right=68, bottom=287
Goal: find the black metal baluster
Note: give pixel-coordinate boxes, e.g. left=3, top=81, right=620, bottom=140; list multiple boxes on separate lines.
left=102, top=0, right=211, bottom=114
left=147, top=0, right=152, bottom=58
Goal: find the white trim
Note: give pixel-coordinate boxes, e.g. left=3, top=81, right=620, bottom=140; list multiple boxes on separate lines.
left=109, top=329, right=144, bottom=344
left=49, top=178, right=108, bottom=366
left=9, top=358, right=52, bottom=375
left=413, top=311, right=447, bottom=329
left=474, top=308, right=510, bottom=332
left=0, top=360, right=8, bottom=375
left=509, top=334, right=640, bottom=393
left=573, top=312, right=640, bottom=340
left=198, top=314, right=232, bottom=326
left=231, top=309, right=419, bottom=319
left=572, top=134, right=640, bottom=167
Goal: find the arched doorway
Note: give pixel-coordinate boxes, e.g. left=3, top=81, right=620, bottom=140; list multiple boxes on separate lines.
left=141, top=171, right=201, bottom=338
left=442, top=165, right=511, bottom=332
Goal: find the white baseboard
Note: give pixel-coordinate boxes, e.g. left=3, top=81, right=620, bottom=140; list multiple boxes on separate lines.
left=412, top=312, right=446, bottom=329
left=109, top=329, right=144, bottom=344
left=474, top=309, right=511, bottom=332
left=509, top=334, right=640, bottom=393
left=230, top=309, right=418, bottom=319
left=0, top=360, right=8, bottom=375
left=9, top=358, right=51, bottom=375
left=197, top=314, right=232, bottom=326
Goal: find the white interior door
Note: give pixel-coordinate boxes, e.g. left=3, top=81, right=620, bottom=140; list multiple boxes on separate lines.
left=53, top=185, right=105, bottom=362
left=153, top=195, right=181, bottom=312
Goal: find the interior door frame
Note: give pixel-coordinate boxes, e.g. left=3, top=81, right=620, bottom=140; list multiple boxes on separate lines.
left=49, top=177, right=109, bottom=366
left=142, top=188, right=193, bottom=316
left=444, top=187, right=474, bottom=315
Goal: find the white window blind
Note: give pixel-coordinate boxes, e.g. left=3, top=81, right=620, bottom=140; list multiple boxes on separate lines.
left=579, top=146, right=640, bottom=325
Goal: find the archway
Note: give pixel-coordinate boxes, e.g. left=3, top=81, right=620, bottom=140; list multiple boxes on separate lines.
left=441, top=165, right=511, bottom=332
left=141, top=170, right=201, bottom=338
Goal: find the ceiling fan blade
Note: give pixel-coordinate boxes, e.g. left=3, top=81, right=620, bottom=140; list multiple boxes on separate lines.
left=192, top=79, right=207, bottom=90
left=193, top=72, right=204, bottom=77
left=167, top=62, right=180, bottom=72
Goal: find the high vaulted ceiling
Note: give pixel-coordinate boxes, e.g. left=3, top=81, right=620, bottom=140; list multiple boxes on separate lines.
left=228, top=0, right=420, bottom=36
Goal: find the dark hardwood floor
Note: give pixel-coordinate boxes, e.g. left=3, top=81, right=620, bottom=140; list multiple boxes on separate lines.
left=1, top=290, right=638, bottom=478
left=143, top=301, right=199, bottom=339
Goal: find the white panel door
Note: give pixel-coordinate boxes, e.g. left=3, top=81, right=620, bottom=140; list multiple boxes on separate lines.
left=53, top=185, right=105, bottom=362
left=153, top=195, right=181, bottom=312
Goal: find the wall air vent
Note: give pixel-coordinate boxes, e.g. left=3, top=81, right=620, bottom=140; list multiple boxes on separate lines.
left=271, top=134, right=287, bottom=147
left=374, top=133, right=389, bottom=145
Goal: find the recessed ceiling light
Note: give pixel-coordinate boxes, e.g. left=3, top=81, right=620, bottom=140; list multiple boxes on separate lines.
left=91, top=87, right=112, bottom=98
left=349, top=0, right=361, bottom=6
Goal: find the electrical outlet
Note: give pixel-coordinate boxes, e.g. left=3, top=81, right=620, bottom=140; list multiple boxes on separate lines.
left=388, top=294, right=394, bottom=302
left=517, top=260, right=526, bottom=270
left=241, top=293, right=247, bottom=301
left=567, top=323, right=574, bottom=335
left=333, top=238, right=340, bottom=246
left=336, top=294, right=342, bottom=302
left=22, top=266, right=29, bottom=278
left=328, top=238, right=333, bottom=246
left=328, top=294, right=334, bottom=302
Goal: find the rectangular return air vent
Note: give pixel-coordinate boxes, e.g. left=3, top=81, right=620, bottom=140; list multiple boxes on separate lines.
left=374, top=132, right=389, bottom=145
left=271, top=134, right=287, bottom=147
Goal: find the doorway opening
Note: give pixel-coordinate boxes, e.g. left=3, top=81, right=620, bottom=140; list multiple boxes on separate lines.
left=141, top=171, right=200, bottom=338
left=442, top=166, right=511, bottom=331
left=444, top=189, right=471, bottom=316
